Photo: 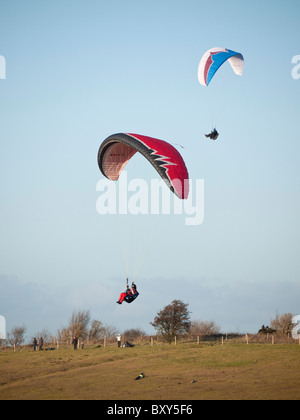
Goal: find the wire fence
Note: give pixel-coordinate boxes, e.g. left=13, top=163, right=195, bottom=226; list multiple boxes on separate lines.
left=1, top=332, right=299, bottom=352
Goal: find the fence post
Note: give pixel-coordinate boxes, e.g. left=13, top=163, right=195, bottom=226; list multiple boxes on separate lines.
left=197, top=336, right=199, bottom=345
left=221, top=336, right=223, bottom=346
left=175, top=336, right=177, bottom=345
left=151, top=337, right=153, bottom=346
left=272, top=335, right=274, bottom=345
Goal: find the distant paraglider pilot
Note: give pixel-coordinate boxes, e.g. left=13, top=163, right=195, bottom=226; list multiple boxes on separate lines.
left=116, top=280, right=139, bottom=304
left=205, top=128, right=219, bottom=140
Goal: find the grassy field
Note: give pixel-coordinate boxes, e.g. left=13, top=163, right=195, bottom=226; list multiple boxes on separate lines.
left=0, top=341, right=299, bottom=400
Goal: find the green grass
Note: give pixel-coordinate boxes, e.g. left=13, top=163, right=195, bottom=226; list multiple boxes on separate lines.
left=0, top=342, right=299, bottom=400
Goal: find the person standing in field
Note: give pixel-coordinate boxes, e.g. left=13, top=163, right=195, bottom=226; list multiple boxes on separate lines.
left=38, top=337, right=43, bottom=351
left=72, top=336, right=78, bottom=350
left=33, top=337, right=37, bottom=351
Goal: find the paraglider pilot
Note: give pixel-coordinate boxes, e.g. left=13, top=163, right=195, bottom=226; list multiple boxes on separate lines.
left=129, top=282, right=138, bottom=299
left=116, top=280, right=139, bottom=304
left=205, top=128, right=219, bottom=140
left=117, top=284, right=130, bottom=304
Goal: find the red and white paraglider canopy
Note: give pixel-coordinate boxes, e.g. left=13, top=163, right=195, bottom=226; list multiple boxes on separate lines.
left=98, top=133, right=189, bottom=199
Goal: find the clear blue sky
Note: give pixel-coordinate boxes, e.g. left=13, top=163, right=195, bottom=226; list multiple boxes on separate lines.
left=0, top=0, right=299, bottom=339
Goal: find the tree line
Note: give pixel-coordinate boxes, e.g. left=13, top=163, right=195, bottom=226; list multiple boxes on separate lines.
left=1, top=300, right=296, bottom=347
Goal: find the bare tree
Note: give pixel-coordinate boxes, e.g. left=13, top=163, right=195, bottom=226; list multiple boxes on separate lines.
left=123, top=328, right=146, bottom=338
left=270, top=312, right=294, bottom=335
left=150, top=300, right=191, bottom=343
left=56, top=326, right=71, bottom=344
left=56, top=310, right=118, bottom=345
left=68, top=310, right=91, bottom=340
left=57, top=310, right=91, bottom=343
left=102, top=324, right=118, bottom=338
left=189, top=319, right=221, bottom=336
left=33, top=328, right=53, bottom=345
left=88, top=320, right=106, bottom=342
left=7, top=325, right=27, bottom=346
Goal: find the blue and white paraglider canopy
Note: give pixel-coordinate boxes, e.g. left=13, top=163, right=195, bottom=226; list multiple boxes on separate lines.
left=198, top=47, right=244, bottom=87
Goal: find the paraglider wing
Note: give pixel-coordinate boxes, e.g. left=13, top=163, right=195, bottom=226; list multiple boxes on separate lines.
left=198, top=47, right=244, bottom=86
left=98, top=133, right=189, bottom=199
